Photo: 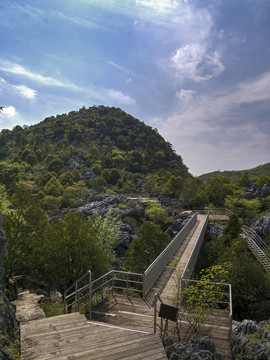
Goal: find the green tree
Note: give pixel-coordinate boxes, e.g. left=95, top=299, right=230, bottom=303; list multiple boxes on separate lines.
left=257, top=174, right=270, bottom=188
left=44, top=176, right=64, bottom=196
left=145, top=203, right=173, bottom=230
left=94, top=210, right=121, bottom=263
left=124, top=223, right=170, bottom=273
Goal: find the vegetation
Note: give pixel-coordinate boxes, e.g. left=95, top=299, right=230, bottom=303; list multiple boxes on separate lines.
left=198, top=162, right=270, bottom=183
left=0, top=105, right=270, bottom=322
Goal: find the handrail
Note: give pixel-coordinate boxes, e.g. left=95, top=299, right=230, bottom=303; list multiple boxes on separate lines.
left=181, top=213, right=209, bottom=279
left=8, top=275, right=50, bottom=295
left=242, top=225, right=267, bottom=249
left=143, top=212, right=198, bottom=297
left=64, top=270, right=144, bottom=319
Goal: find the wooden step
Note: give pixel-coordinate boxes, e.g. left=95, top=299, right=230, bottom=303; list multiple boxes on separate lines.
left=21, top=314, right=167, bottom=360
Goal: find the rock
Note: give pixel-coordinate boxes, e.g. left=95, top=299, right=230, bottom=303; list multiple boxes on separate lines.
left=234, top=319, right=258, bottom=335
left=166, top=213, right=191, bottom=238
left=76, top=194, right=127, bottom=216
left=165, top=337, right=221, bottom=360
left=232, top=319, right=270, bottom=360
left=0, top=349, right=11, bottom=360
left=251, top=212, right=270, bottom=239
left=242, top=183, right=270, bottom=200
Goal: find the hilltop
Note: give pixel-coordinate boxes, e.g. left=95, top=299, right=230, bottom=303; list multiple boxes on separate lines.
left=198, top=162, right=270, bottom=183
left=0, top=105, right=193, bottom=211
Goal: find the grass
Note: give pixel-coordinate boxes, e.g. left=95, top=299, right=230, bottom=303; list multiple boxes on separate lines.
left=39, top=302, right=65, bottom=317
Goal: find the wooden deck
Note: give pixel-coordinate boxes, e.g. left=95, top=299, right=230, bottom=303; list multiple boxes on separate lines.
left=20, top=213, right=232, bottom=359
left=21, top=312, right=167, bottom=360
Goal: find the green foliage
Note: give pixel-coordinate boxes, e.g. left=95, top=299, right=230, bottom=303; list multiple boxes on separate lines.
left=224, top=196, right=261, bottom=224
left=171, top=264, right=230, bottom=341
left=257, top=174, right=270, bottom=188
left=145, top=203, right=173, bottom=229
left=3, top=209, right=110, bottom=292
left=94, top=210, right=121, bottom=263
left=124, top=223, right=170, bottom=273
left=44, top=176, right=64, bottom=196
left=198, top=162, right=270, bottom=183
left=222, top=213, right=242, bottom=247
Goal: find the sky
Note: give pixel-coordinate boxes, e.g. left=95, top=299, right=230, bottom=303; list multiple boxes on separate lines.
left=0, top=0, right=270, bottom=176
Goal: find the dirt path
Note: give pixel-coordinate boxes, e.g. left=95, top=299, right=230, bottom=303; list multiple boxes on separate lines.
left=12, top=290, right=45, bottom=323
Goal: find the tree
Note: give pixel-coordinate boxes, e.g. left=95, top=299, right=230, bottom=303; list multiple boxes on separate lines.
left=124, top=223, right=170, bottom=273
left=257, top=174, right=270, bottom=188
left=171, top=264, right=231, bottom=341
left=44, top=176, right=64, bottom=196
left=94, top=210, right=121, bottom=264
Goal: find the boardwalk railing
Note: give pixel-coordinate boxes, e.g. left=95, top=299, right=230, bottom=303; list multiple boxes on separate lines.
left=181, top=213, right=209, bottom=280
left=64, top=270, right=143, bottom=319
left=142, top=212, right=198, bottom=297
left=242, top=225, right=270, bottom=274
left=8, top=275, right=50, bottom=296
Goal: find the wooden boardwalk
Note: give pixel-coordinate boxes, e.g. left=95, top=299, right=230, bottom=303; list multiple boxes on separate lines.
left=20, top=213, right=232, bottom=359
left=21, top=312, right=167, bottom=360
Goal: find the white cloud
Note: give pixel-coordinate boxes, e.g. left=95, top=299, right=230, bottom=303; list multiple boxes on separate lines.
left=159, top=71, right=270, bottom=174
left=108, top=89, right=136, bottom=105
left=172, top=43, right=225, bottom=82
left=107, top=61, right=133, bottom=75
left=13, top=85, right=36, bottom=99
left=176, top=89, right=196, bottom=101
left=51, top=11, right=107, bottom=30
left=0, top=60, right=79, bottom=89
left=0, top=106, right=16, bottom=118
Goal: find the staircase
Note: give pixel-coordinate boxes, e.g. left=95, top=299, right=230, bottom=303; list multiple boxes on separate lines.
left=242, top=225, right=270, bottom=274
left=21, top=312, right=167, bottom=360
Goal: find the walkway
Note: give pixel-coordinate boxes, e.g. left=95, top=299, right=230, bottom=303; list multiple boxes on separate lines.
left=19, top=212, right=231, bottom=359
left=21, top=313, right=167, bottom=360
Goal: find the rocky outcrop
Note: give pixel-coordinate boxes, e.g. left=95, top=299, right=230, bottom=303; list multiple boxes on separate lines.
left=251, top=212, right=270, bottom=240
left=242, top=183, right=270, bottom=200
left=165, top=336, right=222, bottom=360
left=166, top=211, right=191, bottom=238
left=0, top=213, right=19, bottom=359
left=76, top=194, right=128, bottom=216
left=232, top=319, right=270, bottom=360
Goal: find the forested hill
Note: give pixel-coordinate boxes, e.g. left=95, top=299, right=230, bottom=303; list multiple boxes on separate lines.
left=0, top=105, right=192, bottom=207
left=198, top=162, right=270, bottom=183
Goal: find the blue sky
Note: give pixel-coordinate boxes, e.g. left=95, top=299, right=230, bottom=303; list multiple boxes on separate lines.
left=0, top=0, right=270, bottom=175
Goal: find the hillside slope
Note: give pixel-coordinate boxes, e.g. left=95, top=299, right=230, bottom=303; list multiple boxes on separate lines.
left=0, top=106, right=192, bottom=211
left=198, top=162, right=270, bottom=183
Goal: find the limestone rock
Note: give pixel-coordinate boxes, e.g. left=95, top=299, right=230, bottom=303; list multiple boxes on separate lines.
left=251, top=212, right=270, bottom=240
left=165, top=337, right=222, bottom=360
left=232, top=319, right=270, bottom=360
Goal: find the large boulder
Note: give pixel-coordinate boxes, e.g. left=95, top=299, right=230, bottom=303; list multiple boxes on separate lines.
left=0, top=213, right=19, bottom=358
left=251, top=212, right=270, bottom=240
left=242, top=183, right=270, bottom=200
left=232, top=320, right=270, bottom=360
left=165, top=337, right=222, bottom=360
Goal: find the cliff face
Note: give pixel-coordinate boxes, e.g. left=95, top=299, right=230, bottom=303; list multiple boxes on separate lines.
left=0, top=213, right=19, bottom=359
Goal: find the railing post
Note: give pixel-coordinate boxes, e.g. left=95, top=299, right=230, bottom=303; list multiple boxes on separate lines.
left=101, top=276, right=104, bottom=302
left=154, top=294, right=157, bottom=333
left=88, top=271, right=92, bottom=321
left=126, top=273, right=129, bottom=296
left=75, top=282, right=78, bottom=312
left=64, top=291, right=66, bottom=314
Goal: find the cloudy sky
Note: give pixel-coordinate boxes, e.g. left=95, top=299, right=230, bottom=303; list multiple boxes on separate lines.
left=0, top=0, right=270, bottom=175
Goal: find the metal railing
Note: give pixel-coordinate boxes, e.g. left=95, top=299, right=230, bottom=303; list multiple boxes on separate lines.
left=242, top=225, right=268, bottom=249
left=8, top=275, right=50, bottom=296
left=142, top=212, right=198, bottom=298
left=181, top=213, right=209, bottom=280
left=242, top=225, right=270, bottom=273
left=64, top=270, right=143, bottom=319
left=196, top=208, right=233, bottom=217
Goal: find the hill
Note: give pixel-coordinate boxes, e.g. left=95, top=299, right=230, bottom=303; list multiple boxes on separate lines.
left=0, top=105, right=192, bottom=211
left=198, top=162, right=270, bottom=183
